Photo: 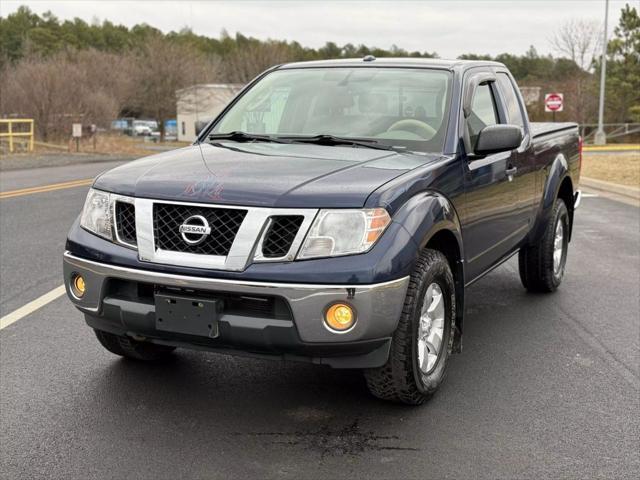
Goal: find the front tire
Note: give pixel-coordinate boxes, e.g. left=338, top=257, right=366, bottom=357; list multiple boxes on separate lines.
left=364, top=249, right=455, bottom=405
left=94, top=329, right=176, bottom=361
left=519, top=198, right=570, bottom=292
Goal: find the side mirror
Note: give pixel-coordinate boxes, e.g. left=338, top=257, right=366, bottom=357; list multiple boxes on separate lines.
left=475, top=124, right=523, bottom=155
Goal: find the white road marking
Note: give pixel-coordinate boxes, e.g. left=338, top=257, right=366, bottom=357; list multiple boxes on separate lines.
left=581, top=193, right=599, bottom=198
left=0, top=285, right=66, bottom=330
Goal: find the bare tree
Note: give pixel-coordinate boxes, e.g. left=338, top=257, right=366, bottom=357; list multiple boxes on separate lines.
left=1, top=55, right=68, bottom=141
left=127, top=36, right=222, bottom=141
left=549, top=19, right=602, bottom=124
left=550, top=19, right=602, bottom=71
left=223, top=42, right=295, bottom=83
left=0, top=50, right=134, bottom=141
left=0, top=40, right=221, bottom=143
left=74, top=49, right=136, bottom=115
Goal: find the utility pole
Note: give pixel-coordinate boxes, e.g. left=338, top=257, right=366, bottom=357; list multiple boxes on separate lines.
left=595, top=0, right=609, bottom=145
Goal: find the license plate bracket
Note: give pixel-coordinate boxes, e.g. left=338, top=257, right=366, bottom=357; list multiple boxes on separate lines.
left=154, top=292, right=220, bottom=338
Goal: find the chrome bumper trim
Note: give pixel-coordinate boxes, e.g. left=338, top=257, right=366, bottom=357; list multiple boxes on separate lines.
left=63, top=251, right=410, bottom=343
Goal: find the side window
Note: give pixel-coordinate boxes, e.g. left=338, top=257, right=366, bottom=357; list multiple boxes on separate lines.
left=497, top=73, right=524, bottom=128
left=467, top=83, right=498, bottom=149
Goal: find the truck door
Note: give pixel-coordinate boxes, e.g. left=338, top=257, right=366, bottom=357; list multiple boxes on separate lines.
left=494, top=71, right=537, bottom=228
left=462, top=74, right=528, bottom=282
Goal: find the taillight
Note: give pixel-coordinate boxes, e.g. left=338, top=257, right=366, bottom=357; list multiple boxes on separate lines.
left=578, top=136, right=583, bottom=174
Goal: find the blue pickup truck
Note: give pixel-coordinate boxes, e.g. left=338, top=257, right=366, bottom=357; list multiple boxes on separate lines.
left=64, top=58, right=581, bottom=404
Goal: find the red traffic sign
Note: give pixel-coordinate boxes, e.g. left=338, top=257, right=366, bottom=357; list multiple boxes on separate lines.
left=545, top=93, right=564, bottom=112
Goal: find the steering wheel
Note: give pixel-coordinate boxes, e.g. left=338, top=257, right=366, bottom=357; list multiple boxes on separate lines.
left=387, top=119, right=437, bottom=140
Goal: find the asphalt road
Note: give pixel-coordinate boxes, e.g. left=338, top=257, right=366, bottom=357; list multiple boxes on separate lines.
left=1, top=160, right=638, bottom=479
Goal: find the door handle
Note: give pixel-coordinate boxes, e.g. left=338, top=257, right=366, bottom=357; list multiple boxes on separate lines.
left=506, top=166, right=517, bottom=181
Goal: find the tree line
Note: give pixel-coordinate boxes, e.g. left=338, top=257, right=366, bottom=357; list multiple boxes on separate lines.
left=0, top=4, right=637, bottom=141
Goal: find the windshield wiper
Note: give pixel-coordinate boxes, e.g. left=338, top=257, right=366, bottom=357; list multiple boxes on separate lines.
left=209, top=131, right=407, bottom=152
left=280, top=134, right=405, bottom=152
left=208, top=131, right=292, bottom=144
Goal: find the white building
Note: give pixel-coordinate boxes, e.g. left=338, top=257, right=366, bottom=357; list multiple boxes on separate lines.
left=176, top=84, right=244, bottom=142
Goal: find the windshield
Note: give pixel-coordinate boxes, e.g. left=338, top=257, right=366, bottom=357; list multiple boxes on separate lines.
left=210, top=67, right=452, bottom=153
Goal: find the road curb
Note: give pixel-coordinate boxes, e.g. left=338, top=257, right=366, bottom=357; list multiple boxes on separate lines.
left=580, top=177, right=640, bottom=200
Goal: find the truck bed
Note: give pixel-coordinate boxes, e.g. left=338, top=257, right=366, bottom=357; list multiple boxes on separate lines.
left=530, top=122, right=578, bottom=139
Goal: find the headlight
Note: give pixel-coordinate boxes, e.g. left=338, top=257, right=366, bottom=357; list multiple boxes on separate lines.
left=80, top=188, right=112, bottom=240
left=297, top=208, right=391, bottom=259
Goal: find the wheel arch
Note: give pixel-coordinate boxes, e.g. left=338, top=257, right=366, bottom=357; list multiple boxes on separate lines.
left=423, top=229, right=464, bottom=353
left=529, top=153, right=574, bottom=244
left=557, top=176, right=575, bottom=241
left=393, top=191, right=465, bottom=353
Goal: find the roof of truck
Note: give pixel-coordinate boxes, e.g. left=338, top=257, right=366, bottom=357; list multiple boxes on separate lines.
left=278, top=57, right=505, bottom=71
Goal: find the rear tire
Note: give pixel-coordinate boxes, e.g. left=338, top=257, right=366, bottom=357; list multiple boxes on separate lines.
left=364, top=249, right=455, bottom=405
left=94, top=329, right=176, bottom=361
left=519, top=198, right=570, bottom=293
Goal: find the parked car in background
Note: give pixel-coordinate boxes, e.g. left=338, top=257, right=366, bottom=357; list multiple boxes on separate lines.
left=63, top=58, right=581, bottom=404
left=131, top=120, right=157, bottom=136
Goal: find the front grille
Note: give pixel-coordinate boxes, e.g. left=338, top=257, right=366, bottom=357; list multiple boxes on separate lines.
left=153, top=203, right=247, bottom=255
left=115, top=201, right=137, bottom=246
left=262, top=216, right=304, bottom=258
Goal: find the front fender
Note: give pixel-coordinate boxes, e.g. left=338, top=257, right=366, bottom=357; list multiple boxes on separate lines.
left=393, top=191, right=464, bottom=259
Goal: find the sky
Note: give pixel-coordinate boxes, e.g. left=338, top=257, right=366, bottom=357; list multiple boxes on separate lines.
left=1, top=0, right=629, bottom=59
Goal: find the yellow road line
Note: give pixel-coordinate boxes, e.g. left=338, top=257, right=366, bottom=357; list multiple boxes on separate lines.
left=583, top=144, right=639, bottom=152
left=0, top=285, right=66, bottom=330
left=0, top=178, right=93, bottom=199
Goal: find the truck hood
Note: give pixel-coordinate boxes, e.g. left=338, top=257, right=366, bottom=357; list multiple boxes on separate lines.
left=94, top=142, right=441, bottom=208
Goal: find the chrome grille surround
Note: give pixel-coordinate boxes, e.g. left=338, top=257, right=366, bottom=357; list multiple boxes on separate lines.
left=126, top=197, right=318, bottom=271
left=261, top=216, right=305, bottom=258
left=111, top=194, right=137, bottom=250
left=114, top=200, right=137, bottom=248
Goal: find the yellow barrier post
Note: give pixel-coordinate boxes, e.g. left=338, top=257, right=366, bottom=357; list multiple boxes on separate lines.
left=8, top=120, right=13, bottom=153
left=0, top=119, right=35, bottom=153
left=29, top=119, right=34, bottom=152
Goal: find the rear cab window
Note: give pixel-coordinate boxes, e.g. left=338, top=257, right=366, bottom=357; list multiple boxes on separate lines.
left=496, top=73, right=525, bottom=129
left=467, top=83, right=498, bottom=149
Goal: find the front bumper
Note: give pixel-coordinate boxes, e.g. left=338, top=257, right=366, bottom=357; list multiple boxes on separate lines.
left=63, top=252, right=409, bottom=368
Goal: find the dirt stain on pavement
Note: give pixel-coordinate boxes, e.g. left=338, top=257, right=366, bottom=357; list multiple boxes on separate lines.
left=235, top=419, right=419, bottom=458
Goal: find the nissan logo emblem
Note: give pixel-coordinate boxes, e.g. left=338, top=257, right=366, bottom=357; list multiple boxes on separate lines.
left=178, top=215, right=212, bottom=245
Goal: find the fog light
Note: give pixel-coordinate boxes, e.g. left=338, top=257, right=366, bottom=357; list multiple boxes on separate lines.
left=71, top=274, right=86, bottom=298
left=324, top=303, right=355, bottom=332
